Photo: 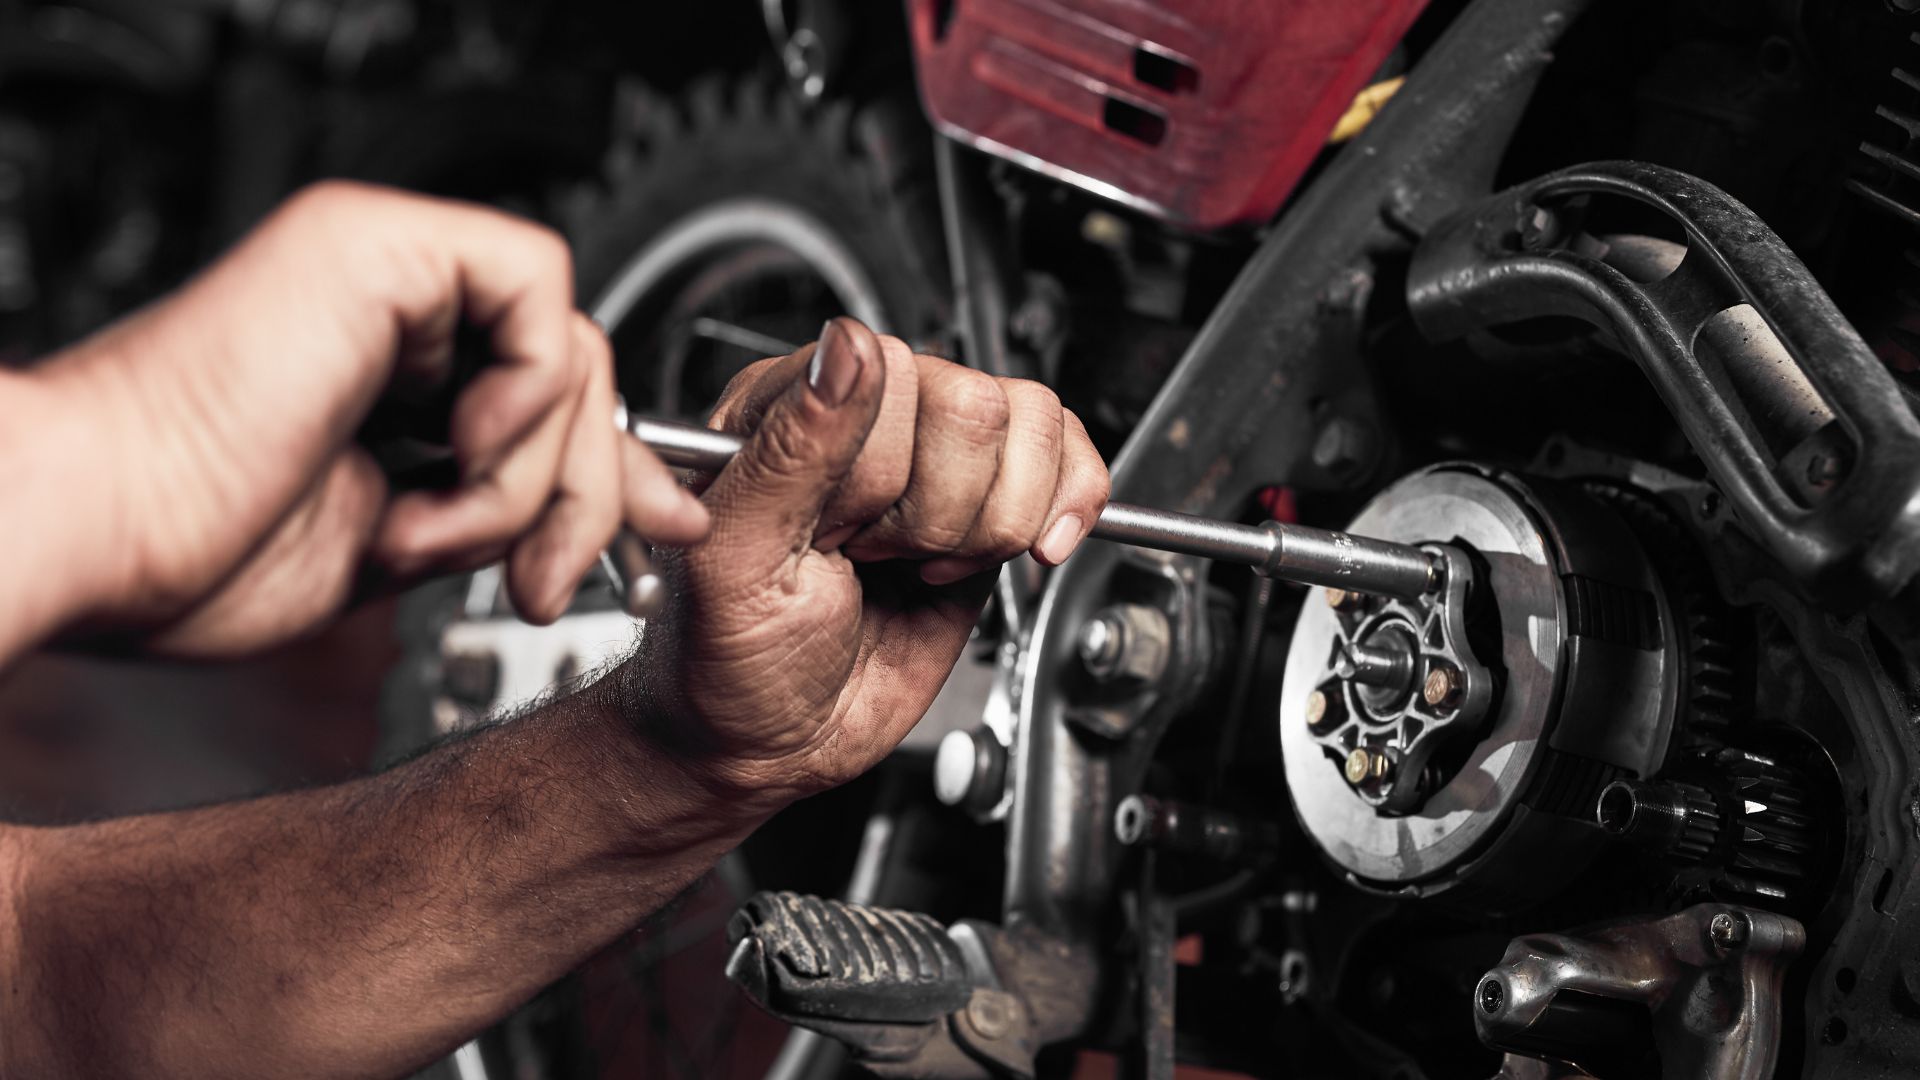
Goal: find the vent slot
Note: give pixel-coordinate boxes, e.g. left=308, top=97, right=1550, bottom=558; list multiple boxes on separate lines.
left=1133, top=45, right=1198, bottom=94
left=1103, top=97, right=1167, bottom=146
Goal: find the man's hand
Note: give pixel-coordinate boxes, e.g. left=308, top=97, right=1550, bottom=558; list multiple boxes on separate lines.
left=629, top=318, right=1109, bottom=809
left=16, top=181, right=707, bottom=657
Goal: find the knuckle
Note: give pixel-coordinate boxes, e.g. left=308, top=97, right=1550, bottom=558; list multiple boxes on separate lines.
left=979, top=511, right=1041, bottom=556
left=937, top=370, right=1011, bottom=433
left=523, top=223, right=574, bottom=281
left=285, top=179, right=371, bottom=217
left=1083, top=459, right=1113, bottom=506
left=749, top=406, right=820, bottom=479
left=1006, top=378, right=1062, bottom=414
left=888, top=496, right=973, bottom=552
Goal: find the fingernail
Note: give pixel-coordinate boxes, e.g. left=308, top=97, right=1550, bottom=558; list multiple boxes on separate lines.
left=1035, top=514, right=1085, bottom=565
left=920, top=556, right=982, bottom=586
left=807, top=318, right=863, bottom=407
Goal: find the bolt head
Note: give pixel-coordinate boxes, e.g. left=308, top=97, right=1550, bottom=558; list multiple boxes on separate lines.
left=1078, top=604, right=1171, bottom=684
left=1311, top=418, right=1373, bottom=474
left=1305, top=690, right=1328, bottom=728
left=1077, top=615, right=1116, bottom=667
left=1423, top=665, right=1462, bottom=709
left=1709, top=910, right=1751, bottom=950
left=1344, top=748, right=1373, bottom=785
left=1325, top=587, right=1367, bottom=611
left=966, top=991, right=1015, bottom=1040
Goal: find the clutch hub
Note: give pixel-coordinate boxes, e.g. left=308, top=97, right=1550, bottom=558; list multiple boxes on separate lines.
left=1279, top=465, right=1682, bottom=908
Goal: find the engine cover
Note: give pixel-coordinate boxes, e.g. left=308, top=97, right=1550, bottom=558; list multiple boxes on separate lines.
left=904, top=0, right=1427, bottom=230
left=1279, top=466, right=1683, bottom=909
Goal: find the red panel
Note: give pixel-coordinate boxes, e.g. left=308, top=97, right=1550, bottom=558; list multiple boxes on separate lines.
left=907, top=0, right=1428, bottom=230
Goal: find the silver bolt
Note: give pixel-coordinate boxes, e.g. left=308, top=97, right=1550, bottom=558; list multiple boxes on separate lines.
left=1311, top=418, right=1374, bottom=475
left=1709, top=910, right=1751, bottom=950
left=1077, top=614, right=1119, bottom=671
left=1077, top=604, right=1172, bottom=685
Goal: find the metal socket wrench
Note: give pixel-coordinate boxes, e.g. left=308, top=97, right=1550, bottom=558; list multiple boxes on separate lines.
left=611, top=415, right=1440, bottom=606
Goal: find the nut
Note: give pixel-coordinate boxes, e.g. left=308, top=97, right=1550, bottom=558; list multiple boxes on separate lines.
left=1422, top=665, right=1463, bottom=709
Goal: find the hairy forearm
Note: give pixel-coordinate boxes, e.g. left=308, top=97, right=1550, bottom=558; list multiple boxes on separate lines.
left=0, top=673, right=763, bottom=1079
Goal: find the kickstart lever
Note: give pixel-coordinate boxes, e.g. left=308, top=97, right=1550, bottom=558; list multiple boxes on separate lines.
left=607, top=414, right=1440, bottom=615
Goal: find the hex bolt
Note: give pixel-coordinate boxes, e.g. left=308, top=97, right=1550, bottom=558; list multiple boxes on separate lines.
left=1077, top=604, right=1172, bottom=685
left=1077, top=614, right=1119, bottom=672
left=1344, top=748, right=1391, bottom=786
left=1423, top=664, right=1463, bottom=709
left=1305, top=688, right=1346, bottom=734
left=1709, top=910, right=1751, bottom=951
left=1311, top=417, right=1374, bottom=475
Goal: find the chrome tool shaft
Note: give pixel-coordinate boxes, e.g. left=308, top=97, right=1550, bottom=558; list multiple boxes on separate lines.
left=624, top=416, right=1439, bottom=600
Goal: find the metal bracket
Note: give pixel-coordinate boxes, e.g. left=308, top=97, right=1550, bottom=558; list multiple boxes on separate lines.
left=1476, top=904, right=1805, bottom=1080
left=1408, top=161, right=1920, bottom=607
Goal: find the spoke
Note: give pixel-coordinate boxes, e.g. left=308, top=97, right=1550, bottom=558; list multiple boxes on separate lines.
left=688, top=316, right=796, bottom=357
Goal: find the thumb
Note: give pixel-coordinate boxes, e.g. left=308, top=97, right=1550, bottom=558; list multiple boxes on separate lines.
left=702, top=317, right=886, bottom=577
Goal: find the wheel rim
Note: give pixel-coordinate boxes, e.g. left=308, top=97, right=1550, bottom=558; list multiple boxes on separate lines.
left=591, top=196, right=890, bottom=415
left=447, top=195, right=895, bottom=690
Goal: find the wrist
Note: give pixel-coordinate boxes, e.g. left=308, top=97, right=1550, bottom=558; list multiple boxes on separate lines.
left=0, top=359, right=140, bottom=652
left=585, top=653, right=810, bottom=823
left=569, top=669, right=785, bottom=852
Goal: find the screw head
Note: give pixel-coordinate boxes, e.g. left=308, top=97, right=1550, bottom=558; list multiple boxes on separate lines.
left=1423, top=665, right=1463, bottom=709
left=1479, top=978, right=1505, bottom=1014
left=1709, top=910, right=1751, bottom=950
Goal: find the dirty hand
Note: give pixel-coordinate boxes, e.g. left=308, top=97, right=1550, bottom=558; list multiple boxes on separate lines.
left=33, top=181, right=708, bottom=656
left=627, top=318, right=1109, bottom=810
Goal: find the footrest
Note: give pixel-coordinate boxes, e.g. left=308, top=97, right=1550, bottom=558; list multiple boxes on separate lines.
left=725, top=891, right=976, bottom=1024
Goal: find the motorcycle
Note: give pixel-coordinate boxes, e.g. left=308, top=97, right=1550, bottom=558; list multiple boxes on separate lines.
left=402, top=0, right=1920, bottom=1076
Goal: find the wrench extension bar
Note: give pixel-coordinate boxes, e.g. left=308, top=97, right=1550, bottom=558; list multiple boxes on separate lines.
left=627, top=416, right=1439, bottom=600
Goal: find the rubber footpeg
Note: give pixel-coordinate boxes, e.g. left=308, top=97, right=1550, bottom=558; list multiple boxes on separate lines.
left=726, top=890, right=975, bottom=1024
